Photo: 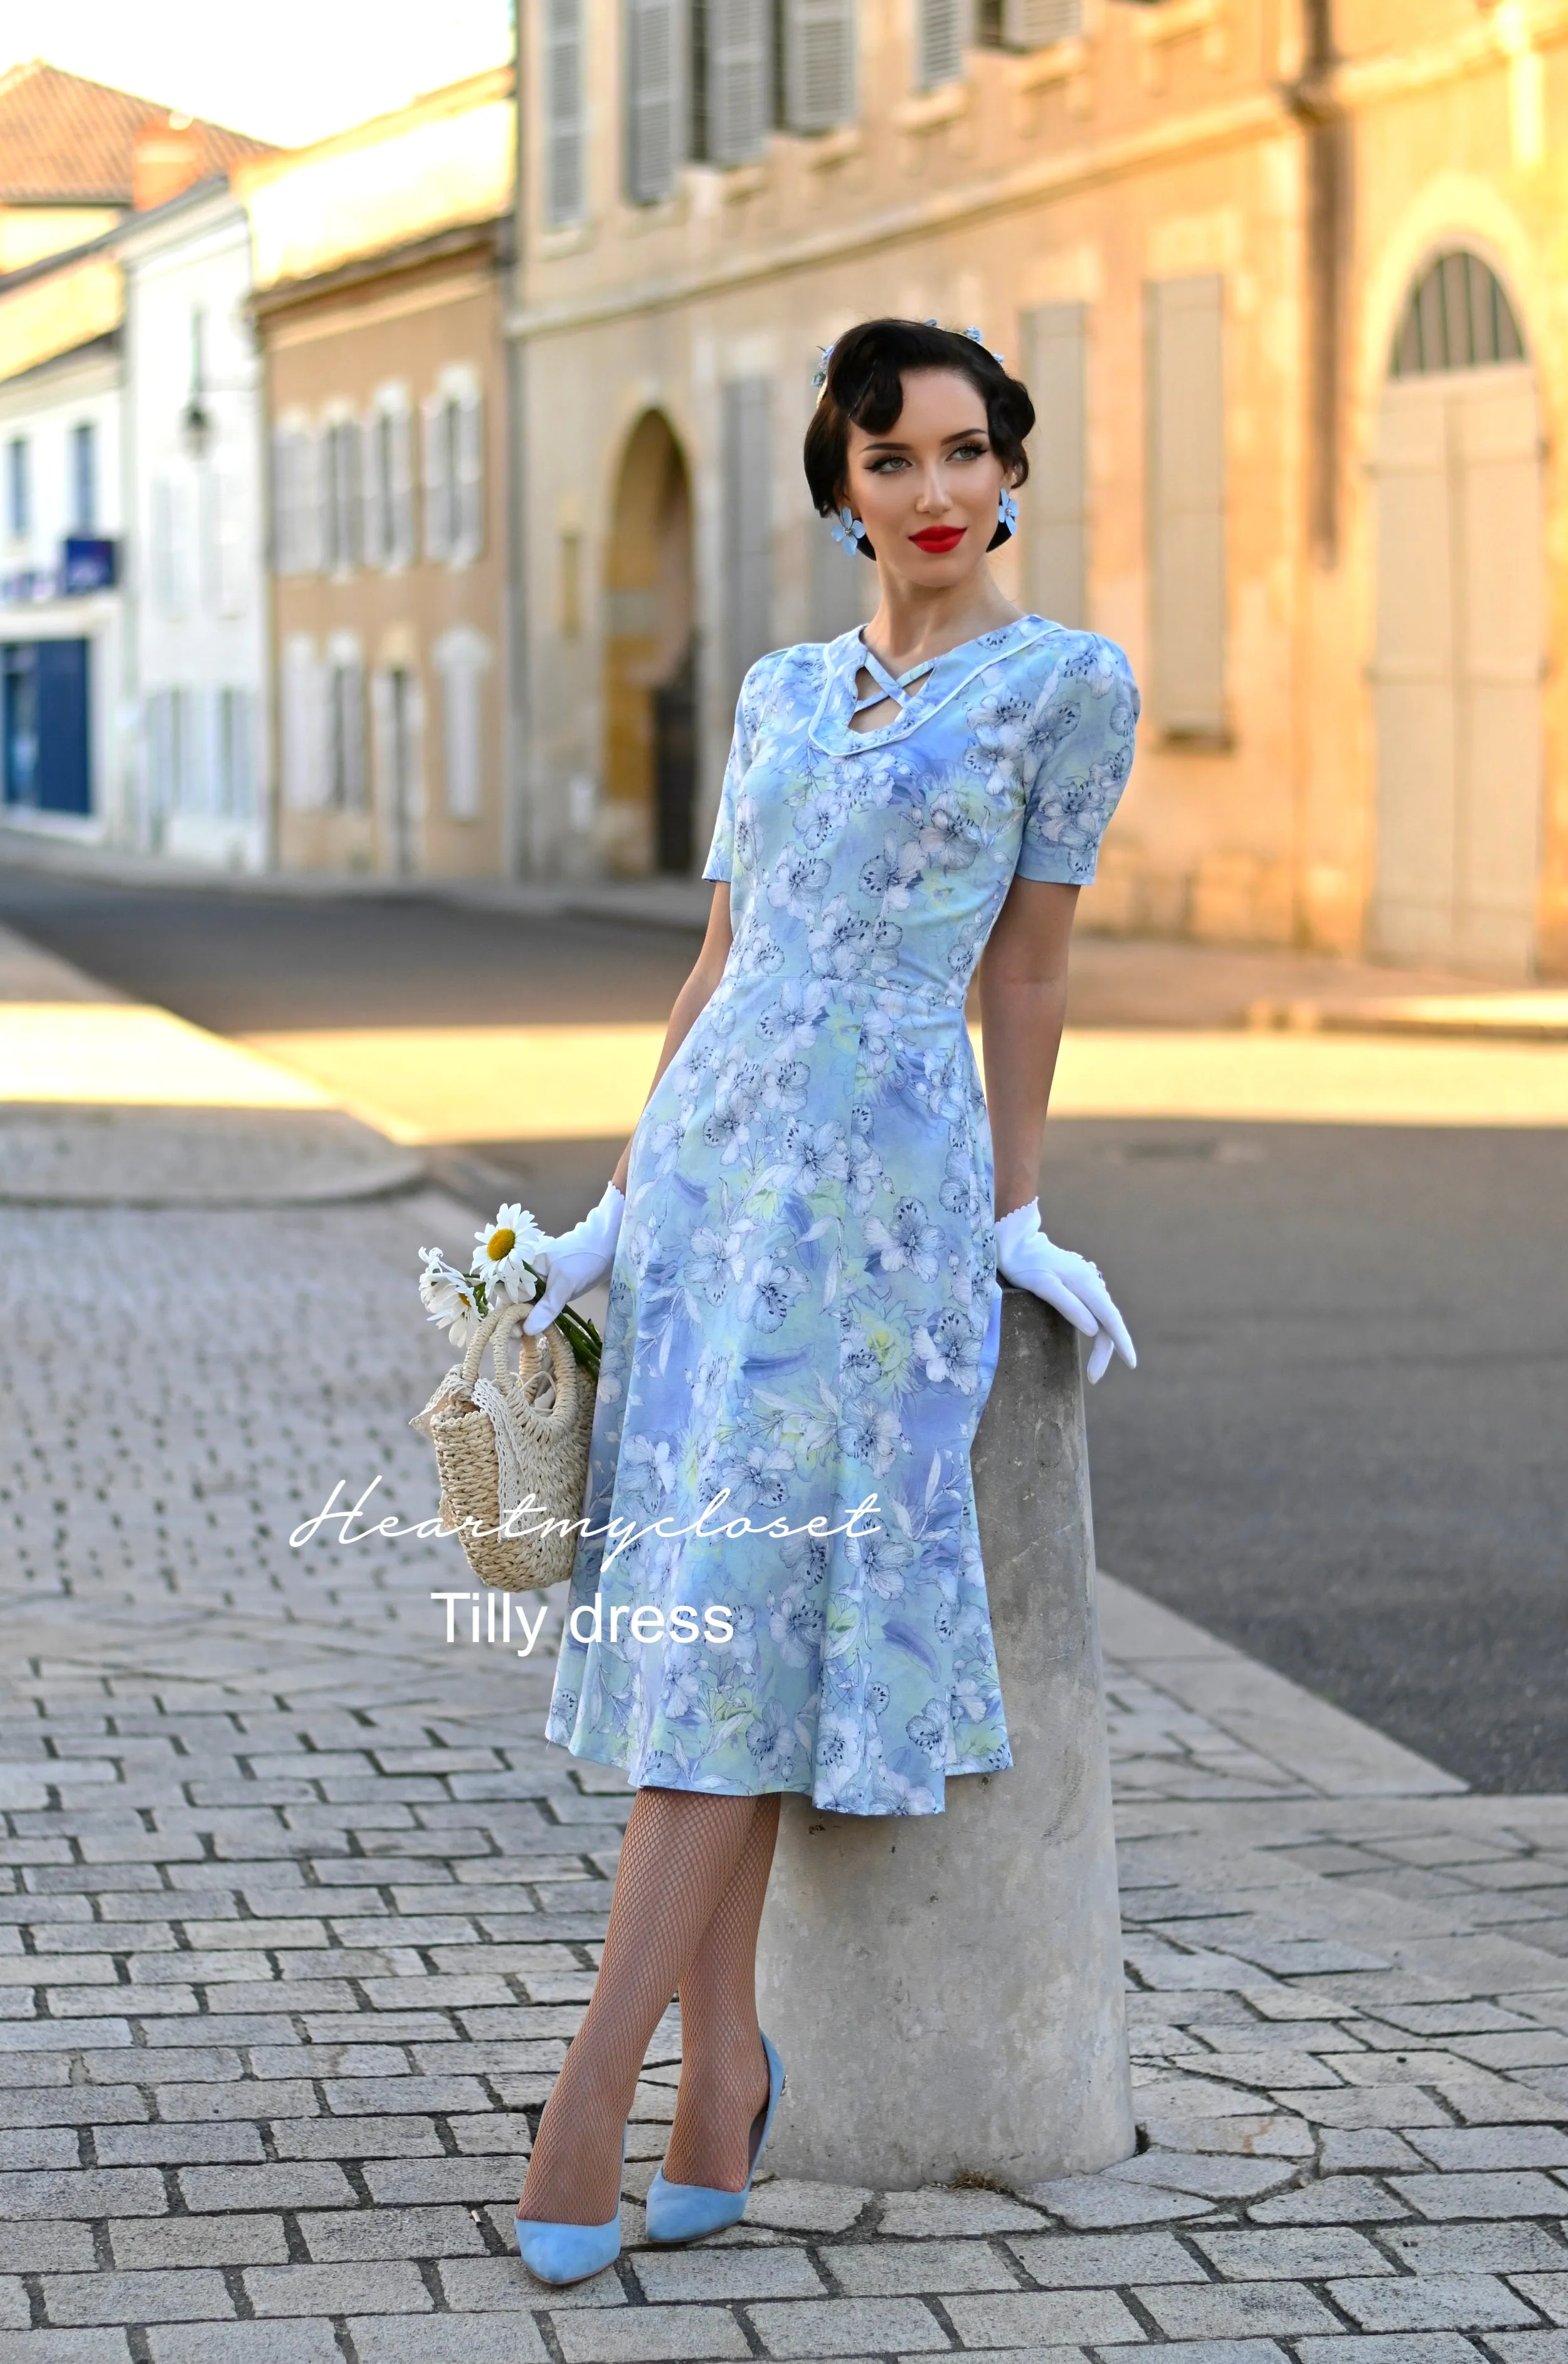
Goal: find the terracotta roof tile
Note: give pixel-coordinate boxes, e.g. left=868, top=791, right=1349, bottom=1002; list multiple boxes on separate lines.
left=0, top=58, right=273, bottom=204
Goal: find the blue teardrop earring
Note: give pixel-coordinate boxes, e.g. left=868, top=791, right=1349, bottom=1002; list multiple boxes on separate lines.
left=997, top=485, right=1019, bottom=539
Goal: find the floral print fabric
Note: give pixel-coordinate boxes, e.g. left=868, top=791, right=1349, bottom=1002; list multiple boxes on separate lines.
left=547, top=615, right=1139, bottom=1814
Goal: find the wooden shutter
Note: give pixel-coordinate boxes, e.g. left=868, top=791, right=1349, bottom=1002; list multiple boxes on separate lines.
left=212, top=470, right=244, bottom=617
left=421, top=395, right=452, bottom=562
left=455, top=390, right=484, bottom=563
left=389, top=401, right=415, bottom=568
left=1023, top=302, right=1088, bottom=628
left=361, top=411, right=386, bottom=569
left=1146, top=273, right=1226, bottom=736
left=918, top=0, right=968, bottom=88
left=543, top=0, right=587, bottom=226
left=704, top=0, right=773, bottom=164
left=438, top=630, right=489, bottom=820
left=626, top=0, right=689, bottom=203
left=282, top=635, right=322, bottom=809
left=783, top=0, right=856, bottom=129
left=723, top=376, right=773, bottom=694
left=1000, top=0, right=1079, bottom=45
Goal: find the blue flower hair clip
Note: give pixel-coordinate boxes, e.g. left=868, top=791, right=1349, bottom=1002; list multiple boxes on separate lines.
left=811, top=342, right=835, bottom=395
left=965, top=323, right=1007, bottom=367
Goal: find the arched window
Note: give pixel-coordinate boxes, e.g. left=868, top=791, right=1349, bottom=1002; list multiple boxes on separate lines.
left=1391, top=250, right=1525, bottom=377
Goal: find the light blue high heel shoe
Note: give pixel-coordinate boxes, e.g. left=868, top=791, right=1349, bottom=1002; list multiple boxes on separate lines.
left=645, top=2032, right=785, bottom=2246
left=515, top=2130, right=625, bottom=2286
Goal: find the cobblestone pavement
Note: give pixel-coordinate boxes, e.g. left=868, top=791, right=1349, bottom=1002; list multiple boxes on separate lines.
left=8, top=1194, right=1568, bottom=2361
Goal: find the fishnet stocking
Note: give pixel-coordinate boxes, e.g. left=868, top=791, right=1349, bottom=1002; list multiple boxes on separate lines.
left=664, top=1791, right=779, bottom=2190
left=517, top=1787, right=769, bottom=2226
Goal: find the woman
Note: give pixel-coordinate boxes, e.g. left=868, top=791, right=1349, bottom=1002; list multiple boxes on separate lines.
left=513, top=317, right=1138, bottom=2284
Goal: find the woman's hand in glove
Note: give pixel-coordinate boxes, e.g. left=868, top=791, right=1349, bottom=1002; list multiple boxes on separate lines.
left=523, top=1180, right=626, bottom=1333
left=993, top=1196, right=1136, bottom=1384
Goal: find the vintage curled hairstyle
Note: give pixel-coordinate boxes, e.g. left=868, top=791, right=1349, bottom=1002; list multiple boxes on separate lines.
left=803, top=316, right=1036, bottom=558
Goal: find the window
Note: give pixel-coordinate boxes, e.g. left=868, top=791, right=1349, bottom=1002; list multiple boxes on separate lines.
left=782, top=0, right=857, bottom=130
left=421, top=375, right=484, bottom=566
left=1392, top=251, right=1526, bottom=377
left=723, top=376, right=772, bottom=697
left=363, top=390, right=415, bottom=570
left=146, top=686, right=198, bottom=814
left=282, top=634, right=323, bottom=808
left=975, top=0, right=1080, bottom=46
left=1022, top=302, right=1088, bottom=628
left=70, top=422, right=97, bottom=533
left=271, top=421, right=321, bottom=575
left=322, top=416, right=361, bottom=575
left=543, top=0, right=587, bottom=225
left=915, top=0, right=968, bottom=88
left=696, top=0, right=773, bottom=166
left=6, top=438, right=29, bottom=539
left=201, top=469, right=246, bottom=617
left=326, top=637, right=367, bottom=809
left=150, top=475, right=194, bottom=618
left=625, top=0, right=689, bottom=202
left=1146, top=273, right=1226, bottom=737
left=216, top=687, right=255, bottom=819
left=435, top=627, right=492, bottom=820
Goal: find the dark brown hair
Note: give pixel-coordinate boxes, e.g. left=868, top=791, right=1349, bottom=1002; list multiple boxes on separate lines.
left=802, top=317, right=1035, bottom=554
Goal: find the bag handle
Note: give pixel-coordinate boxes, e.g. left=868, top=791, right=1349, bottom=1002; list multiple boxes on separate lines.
left=459, top=1298, right=580, bottom=1424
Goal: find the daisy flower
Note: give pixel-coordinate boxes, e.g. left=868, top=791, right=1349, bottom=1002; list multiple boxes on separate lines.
left=417, top=1247, right=481, bottom=1347
left=472, top=1203, right=548, bottom=1306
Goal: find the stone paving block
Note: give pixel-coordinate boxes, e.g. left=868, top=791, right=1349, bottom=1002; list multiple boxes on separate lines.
left=0, top=2167, right=167, bottom=2218
left=271, top=2114, right=446, bottom=2159
left=109, top=2216, right=290, bottom=2269
left=93, top=2121, right=265, bottom=2166
left=1294, top=2341, right=1491, bottom=2364
left=1387, top=2224, right=1568, bottom=2273
left=1022, top=2173, right=1210, bottom=2228
left=436, top=2254, right=628, bottom=2310
left=0, top=2335, right=134, bottom=2361
left=1249, top=2175, right=1411, bottom=2225
left=1135, top=2280, right=1344, bottom=2339
left=1290, top=2086, right=1452, bottom=2130
left=0, top=2224, right=96, bottom=2274
left=1108, top=2149, right=1298, bottom=2201
left=445, top=2111, right=534, bottom=2155
left=739, top=2180, right=871, bottom=2235
left=245, top=2261, right=435, bottom=2315
left=1391, top=2170, right=1568, bottom=2218
left=1192, top=2227, right=1396, bottom=2279
left=736, top=2298, right=950, bottom=2357
left=0, top=2285, right=26, bottom=2332
left=1406, top=2126, right=1568, bottom=2170
left=938, top=2287, right=1143, bottom=2346
left=1094, top=2343, right=1289, bottom=2364
left=1491, top=2338, right=1568, bottom=2364
left=348, top=2321, right=551, bottom=2364
left=818, top=2238, right=1019, bottom=2296
left=319, top=2075, right=493, bottom=2115
left=361, top=2157, right=521, bottom=2205
left=0, top=2129, right=78, bottom=2168
left=630, top=2246, right=829, bottom=2302
left=1320, top=2131, right=1427, bottom=2172
left=40, top=2269, right=234, bottom=2326
left=874, top=2186, right=1047, bottom=2237
left=1007, top=2230, right=1208, bottom=2284
left=1341, top=2273, right=1543, bottom=2330
left=297, top=2203, right=489, bottom=2261
left=176, top=2162, right=356, bottom=2212
left=146, top=2325, right=342, bottom=2364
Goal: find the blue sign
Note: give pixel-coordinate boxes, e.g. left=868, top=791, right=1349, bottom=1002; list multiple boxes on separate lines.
left=61, top=538, right=117, bottom=595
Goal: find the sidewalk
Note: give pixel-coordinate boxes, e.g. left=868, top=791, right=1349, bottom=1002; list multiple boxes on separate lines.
left=6, top=1170, right=1568, bottom=2361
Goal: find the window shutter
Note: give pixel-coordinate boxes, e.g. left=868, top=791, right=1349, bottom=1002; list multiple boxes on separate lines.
left=151, top=477, right=174, bottom=613
left=1000, top=0, right=1079, bottom=45
left=389, top=403, right=415, bottom=568
left=167, top=476, right=194, bottom=618
left=723, top=376, right=773, bottom=697
left=544, top=0, right=587, bottom=226
left=1146, top=273, right=1226, bottom=736
left=917, top=0, right=968, bottom=88
left=324, top=420, right=361, bottom=574
left=783, top=0, right=856, bottom=129
left=361, top=411, right=386, bottom=570
left=704, top=0, right=773, bottom=165
left=211, top=470, right=245, bottom=617
left=625, top=0, right=689, bottom=203
left=327, top=642, right=367, bottom=811
left=455, top=390, right=484, bottom=563
left=282, top=635, right=323, bottom=808
left=421, top=395, right=452, bottom=563
left=1023, top=302, right=1088, bottom=628
left=437, top=630, right=490, bottom=820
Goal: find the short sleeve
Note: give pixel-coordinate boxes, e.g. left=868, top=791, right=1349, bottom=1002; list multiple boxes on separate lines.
left=701, top=658, right=767, bottom=883
left=1014, top=634, right=1140, bottom=887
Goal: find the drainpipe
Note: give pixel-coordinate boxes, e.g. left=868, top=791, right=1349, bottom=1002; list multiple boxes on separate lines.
left=1291, top=0, right=1348, bottom=570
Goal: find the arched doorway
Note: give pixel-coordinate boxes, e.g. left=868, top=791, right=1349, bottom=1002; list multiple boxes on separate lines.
left=1370, top=250, right=1544, bottom=976
left=602, top=411, right=696, bottom=876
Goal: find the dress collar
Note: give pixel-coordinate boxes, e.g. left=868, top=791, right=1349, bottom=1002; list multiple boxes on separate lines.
left=810, top=614, right=1054, bottom=756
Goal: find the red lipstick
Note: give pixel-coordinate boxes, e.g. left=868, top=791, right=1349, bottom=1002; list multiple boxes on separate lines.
left=910, top=526, right=965, bottom=553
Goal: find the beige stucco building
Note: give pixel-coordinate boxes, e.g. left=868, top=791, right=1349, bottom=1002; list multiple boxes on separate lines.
left=243, top=71, right=514, bottom=879
left=511, top=0, right=1568, bottom=978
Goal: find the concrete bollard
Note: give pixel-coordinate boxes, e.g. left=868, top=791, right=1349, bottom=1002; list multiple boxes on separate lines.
left=754, top=1286, right=1134, bottom=2190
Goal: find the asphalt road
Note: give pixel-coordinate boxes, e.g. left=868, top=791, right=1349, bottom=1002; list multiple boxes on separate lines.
left=5, top=868, right=1565, bottom=1793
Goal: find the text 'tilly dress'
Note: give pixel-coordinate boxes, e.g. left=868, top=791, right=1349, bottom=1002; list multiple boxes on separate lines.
left=547, top=615, right=1138, bottom=1814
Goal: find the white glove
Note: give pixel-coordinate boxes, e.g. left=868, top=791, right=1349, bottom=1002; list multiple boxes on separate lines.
left=993, top=1197, right=1136, bottom=1386
left=522, top=1181, right=625, bottom=1333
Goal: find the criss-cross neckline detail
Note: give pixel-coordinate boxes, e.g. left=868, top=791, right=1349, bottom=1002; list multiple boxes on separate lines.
left=849, top=637, right=937, bottom=719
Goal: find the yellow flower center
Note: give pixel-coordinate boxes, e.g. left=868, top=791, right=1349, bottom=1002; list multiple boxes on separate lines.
left=487, top=1227, right=515, bottom=1261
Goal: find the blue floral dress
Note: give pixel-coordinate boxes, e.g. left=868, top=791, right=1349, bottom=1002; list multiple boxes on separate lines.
left=546, top=615, right=1138, bottom=1815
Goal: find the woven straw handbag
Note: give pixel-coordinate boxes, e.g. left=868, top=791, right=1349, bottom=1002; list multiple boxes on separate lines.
left=411, top=1298, right=596, bottom=1592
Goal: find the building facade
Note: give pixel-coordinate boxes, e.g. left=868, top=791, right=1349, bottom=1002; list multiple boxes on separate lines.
left=120, top=184, right=272, bottom=870
left=512, top=0, right=1568, bottom=978
left=0, top=251, right=126, bottom=837
left=241, top=72, right=514, bottom=880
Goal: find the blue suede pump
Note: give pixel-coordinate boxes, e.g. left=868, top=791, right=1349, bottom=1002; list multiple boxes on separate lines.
left=515, top=2133, right=624, bottom=2286
left=644, top=2032, right=785, bottom=2246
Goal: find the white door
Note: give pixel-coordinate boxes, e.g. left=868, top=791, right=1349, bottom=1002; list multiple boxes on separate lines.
left=1371, top=361, right=1544, bottom=976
